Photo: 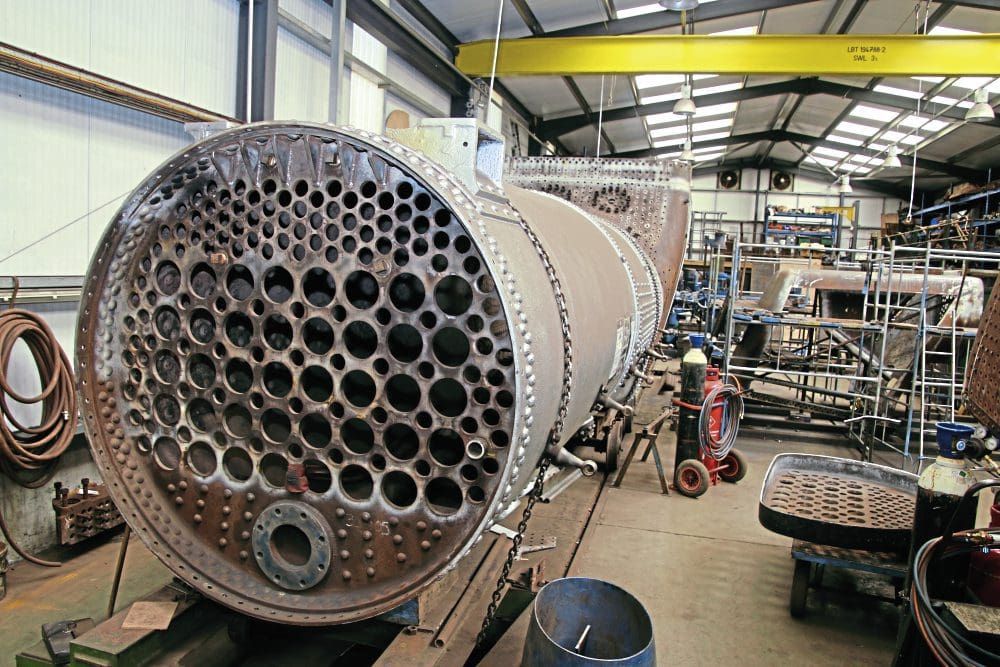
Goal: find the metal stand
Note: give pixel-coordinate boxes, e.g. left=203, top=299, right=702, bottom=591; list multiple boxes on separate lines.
left=610, top=406, right=671, bottom=494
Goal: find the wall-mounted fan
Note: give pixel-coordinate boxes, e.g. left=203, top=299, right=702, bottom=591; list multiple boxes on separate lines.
left=717, top=170, right=741, bottom=190
left=771, top=171, right=794, bottom=191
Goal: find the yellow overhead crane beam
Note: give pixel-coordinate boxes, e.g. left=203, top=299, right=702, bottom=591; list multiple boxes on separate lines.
left=456, top=34, right=1000, bottom=77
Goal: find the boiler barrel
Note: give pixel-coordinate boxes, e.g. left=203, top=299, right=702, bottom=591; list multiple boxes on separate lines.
left=76, top=122, right=661, bottom=624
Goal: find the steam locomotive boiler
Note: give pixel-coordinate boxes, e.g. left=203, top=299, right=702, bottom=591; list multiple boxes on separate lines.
left=75, top=120, right=689, bottom=624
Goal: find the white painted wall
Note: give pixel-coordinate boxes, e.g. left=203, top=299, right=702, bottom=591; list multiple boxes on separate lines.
left=689, top=168, right=903, bottom=250
left=0, top=0, right=240, bottom=116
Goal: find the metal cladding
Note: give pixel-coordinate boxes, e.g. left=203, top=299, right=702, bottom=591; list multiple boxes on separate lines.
left=75, top=121, right=677, bottom=624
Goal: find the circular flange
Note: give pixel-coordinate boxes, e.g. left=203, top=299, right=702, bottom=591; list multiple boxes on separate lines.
left=252, top=501, right=332, bottom=590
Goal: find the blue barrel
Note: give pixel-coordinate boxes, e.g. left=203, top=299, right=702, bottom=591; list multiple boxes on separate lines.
left=521, top=577, right=655, bottom=666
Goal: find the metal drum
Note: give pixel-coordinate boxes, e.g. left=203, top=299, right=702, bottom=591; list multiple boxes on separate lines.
left=522, top=577, right=655, bottom=666
left=75, top=121, right=683, bottom=624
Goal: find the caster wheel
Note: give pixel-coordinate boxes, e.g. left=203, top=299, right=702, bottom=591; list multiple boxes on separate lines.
left=790, top=559, right=811, bottom=618
left=718, top=449, right=748, bottom=483
left=674, top=459, right=710, bottom=498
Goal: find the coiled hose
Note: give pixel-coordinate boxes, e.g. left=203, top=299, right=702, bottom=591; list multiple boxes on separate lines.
left=698, top=378, right=744, bottom=461
left=0, top=307, right=76, bottom=566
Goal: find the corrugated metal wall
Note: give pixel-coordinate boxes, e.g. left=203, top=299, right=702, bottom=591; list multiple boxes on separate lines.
left=0, top=0, right=240, bottom=115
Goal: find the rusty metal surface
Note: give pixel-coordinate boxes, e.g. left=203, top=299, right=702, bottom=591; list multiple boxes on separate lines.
left=505, top=156, right=690, bottom=318
left=75, top=122, right=664, bottom=626
left=791, top=539, right=907, bottom=574
left=759, top=454, right=916, bottom=551
left=52, top=480, right=125, bottom=546
left=76, top=124, right=523, bottom=625
left=967, top=279, right=1000, bottom=432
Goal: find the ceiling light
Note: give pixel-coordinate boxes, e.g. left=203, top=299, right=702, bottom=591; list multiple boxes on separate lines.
left=680, top=140, right=696, bottom=161
left=883, top=146, right=902, bottom=168
left=659, top=0, right=699, bottom=10
left=838, top=175, right=853, bottom=194
left=966, top=88, right=995, bottom=122
left=673, top=83, right=696, bottom=116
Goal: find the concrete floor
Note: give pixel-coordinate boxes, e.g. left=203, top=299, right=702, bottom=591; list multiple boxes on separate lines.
left=0, top=382, right=902, bottom=666
left=0, top=530, right=172, bottom=666
left=566, top=381, right=899, bottom=665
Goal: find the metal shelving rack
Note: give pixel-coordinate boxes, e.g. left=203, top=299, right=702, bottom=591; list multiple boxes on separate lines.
left=764, top=210, right=840, bottom=253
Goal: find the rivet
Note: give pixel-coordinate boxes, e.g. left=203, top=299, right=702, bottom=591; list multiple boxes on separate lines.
left=222, top=506, right=231, bottom=515
left=363, top=530, right=373, bottom=541
left=392, top=534, right=403, bottom=545
left=388, top=517, right=399, bottom=526
left=193, top=514, right=203, bottom=524
left=416, top=521, right=427, bottom=531
left=246, top=493, right=255, bottom=502
left=241, top=531, right=250, bottom=540
left=342, top=570, right=352, bottom=581
left=243, top=512, right=253, bottom=521
left=336, top=529, right=348, bottom=539
left=218, top=538, right=228, bottom=547
left=167, top=483, right=177, bottom=493
left=340, top=550, right=351, bottom=560
left=431, top=529, right=442, bottom=540
left=361, top=512, right=371, bottom=522
left=366, top=567, right=376, bottom=577
left=396, top=553, right=407, bottom=563
left=199, top=485, right=209, bottom=495
left=239, top=550, right=248, bottom=560
left=196, top=500, right=206, bottom=509
left=421, top=540, right=431, bottom=551
left=364, top=549, right=374, bottom=559
left=223, top=489, right=233, bottom=499
left=220, top=522, right=230, bottom=531
left=178, top=481, right=188, bottom=490
left=335, top=508, right=346, bottom=518
left=174, top=496, right=184, bottom=505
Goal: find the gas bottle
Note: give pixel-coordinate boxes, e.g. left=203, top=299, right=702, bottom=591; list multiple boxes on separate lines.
left=910, top=422, right=979, bottom=599
left=676, top=335, right=708, bottom=466
left=968, top=499, right=1000, bottom=606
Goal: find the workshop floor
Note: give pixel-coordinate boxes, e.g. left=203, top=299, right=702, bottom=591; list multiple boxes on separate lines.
left=565, top=378, right=899, bottom=666
left=0, top=530, right=172, bottom=666
left=1, top=379, right=900, bottom=666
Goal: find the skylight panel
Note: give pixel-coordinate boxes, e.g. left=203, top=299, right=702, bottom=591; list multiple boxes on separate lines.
left=695, top=82, right=742, bottom=95
left=636, top=74, right=686, bottom=89
left=617, top=0, right=719, bottom=19
left=692, top=152, right=724, bottom=162
left=850, top=105, right=898, bottom=123
left=882, top=130, right=921, bottom=145
left=929, top=95, right=974, bottom=109
left=835, top=121, right=879, bottom=137
left=873, top=85, right=923, bottom=99
left=649, top=117, right=733, bottom=138
left=954, top=78, right=1000, bottom=94
left=849, top=154, right=873, bottom=164
left=928, top=26, right=980, bottom=35
left=814, top=146, right=848, bottom=159
left=616, top=3, right=662, bottom=19
left=639, top=91, right=681, bottom=105
left=828, top=135, right=864, bottom=146
left=647, top=102, right=737, bottom=125
left=805, top=155, right=838, bottom=168
left=898, top=116, right=948, bottom=132
left=710, top=26, right=758, bottom=36
left=652, top=131, right=732, bottom=148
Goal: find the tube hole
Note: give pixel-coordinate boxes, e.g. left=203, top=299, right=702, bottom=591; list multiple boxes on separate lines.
left=344, top=321, right=377, bottom=358
left=382, top=471, right=417, bottom=508
left=385, top=424, right=419, bottom=460
left=263, top=266, right=294, bottom=303
left=386, top=375, right=421, bottom=412
left=426, top=477, right=463, bottom=515
left=429, top=429, right=464, bottom=466
left=340, top=465, right=373, bottom=500
left=387, top=324, right=423, bottom=362
left=341, top=419, right=374, bottom=454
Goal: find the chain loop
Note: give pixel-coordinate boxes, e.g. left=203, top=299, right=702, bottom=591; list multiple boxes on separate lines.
left=475, top=207, right=573, bottom=647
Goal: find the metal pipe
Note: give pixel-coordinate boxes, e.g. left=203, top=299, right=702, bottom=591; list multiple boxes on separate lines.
left=75, top=120, right=677, bottom=625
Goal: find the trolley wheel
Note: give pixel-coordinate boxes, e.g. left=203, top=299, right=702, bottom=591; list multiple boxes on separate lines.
left=718, top=449, right=748, bottom=484
left=790, top=559, right=811, bottom=618
left=674, top=459, right=710, bottom=498
left=604, top=419, right=625, bottom=471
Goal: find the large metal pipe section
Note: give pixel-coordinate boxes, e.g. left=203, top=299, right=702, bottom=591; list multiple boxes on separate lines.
left=75, top=122, right=663, bottom=624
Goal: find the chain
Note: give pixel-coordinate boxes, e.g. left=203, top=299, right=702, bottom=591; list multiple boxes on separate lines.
left=475, top=206, right=573, bottom=646
left=476, top=454, right=551, bottom=646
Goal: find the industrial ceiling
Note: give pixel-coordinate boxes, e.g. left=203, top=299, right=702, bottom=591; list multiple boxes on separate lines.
left=395, top=0, right=1000, bottom=196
